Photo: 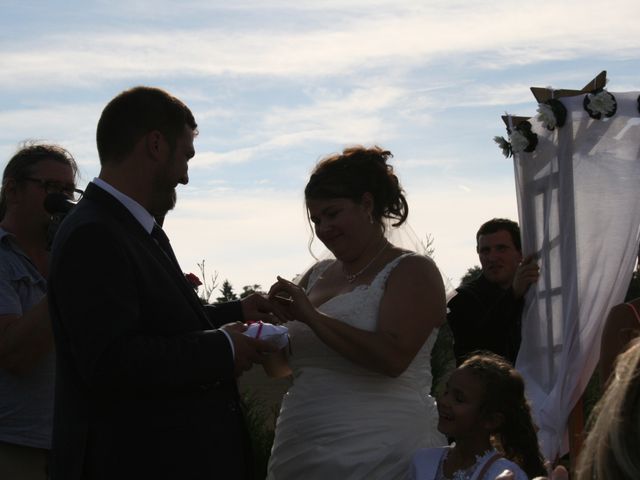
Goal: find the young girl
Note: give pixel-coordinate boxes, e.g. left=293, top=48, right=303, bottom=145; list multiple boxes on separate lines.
left=410, top=352, right=547, bottom=480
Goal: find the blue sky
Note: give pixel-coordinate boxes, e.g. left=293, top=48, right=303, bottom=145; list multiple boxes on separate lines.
left=2, top=0, right=639, bottom=293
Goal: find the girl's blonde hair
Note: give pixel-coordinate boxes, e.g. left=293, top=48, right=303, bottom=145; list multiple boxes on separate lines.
left=576, top=339, right=640, bottom=479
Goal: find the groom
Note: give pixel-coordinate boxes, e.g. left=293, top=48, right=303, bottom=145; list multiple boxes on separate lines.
left=47, top=86, right=279, bottom=480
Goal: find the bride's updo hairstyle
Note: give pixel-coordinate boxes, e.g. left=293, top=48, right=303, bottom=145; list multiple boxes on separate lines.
left=304, top=145, right=408, bottom=228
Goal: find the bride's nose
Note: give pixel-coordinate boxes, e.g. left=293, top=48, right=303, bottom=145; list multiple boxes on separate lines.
left=315, top=221, right=332, bottom=235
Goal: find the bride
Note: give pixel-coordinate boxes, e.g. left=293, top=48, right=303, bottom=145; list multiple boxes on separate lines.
left=266, top=146, right=447, bottom=479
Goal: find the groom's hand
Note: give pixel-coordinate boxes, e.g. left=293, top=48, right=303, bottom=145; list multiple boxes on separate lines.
left=222, top=324, right=279, bottom=376
left=240, top=292, right=292, bottom=324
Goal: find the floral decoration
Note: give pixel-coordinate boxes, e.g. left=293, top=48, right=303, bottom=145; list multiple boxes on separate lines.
left=509, top=129, right=530, bottom=153
left=583, top=90, right=617, bottom=119
left=493, top=136, right=512, bottom=158
left=494, top=120, right=538, bottom=158
left=512, top=121, right=538, bottom=153
left=185, top=272, right=202, bottom=289
left=536, top=98, right=567, bottom=130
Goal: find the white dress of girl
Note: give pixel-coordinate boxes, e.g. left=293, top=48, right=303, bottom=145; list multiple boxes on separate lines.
left=267, top=253, right=446, bottom=479
left=410, top=447, right=529, bottom=480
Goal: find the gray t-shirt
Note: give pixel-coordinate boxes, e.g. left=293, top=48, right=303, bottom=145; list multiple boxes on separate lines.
left=0, top=227, right=54, bottom=449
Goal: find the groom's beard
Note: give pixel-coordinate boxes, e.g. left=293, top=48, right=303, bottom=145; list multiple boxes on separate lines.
left=150, top=173, right=178, bottom=219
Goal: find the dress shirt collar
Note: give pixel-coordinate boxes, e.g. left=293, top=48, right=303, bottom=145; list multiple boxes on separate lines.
left=91, top=177, right=156, bottom=234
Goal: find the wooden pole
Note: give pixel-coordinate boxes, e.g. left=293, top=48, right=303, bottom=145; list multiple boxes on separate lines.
left=568, top=396, right=585, bottom=473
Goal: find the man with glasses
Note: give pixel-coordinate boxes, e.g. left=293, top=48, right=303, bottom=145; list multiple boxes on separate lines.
left=0, top=143, right=79, bottom=479
left=21, top=177, right=83, bottom=201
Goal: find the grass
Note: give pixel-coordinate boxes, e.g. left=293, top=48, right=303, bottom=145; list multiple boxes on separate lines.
left=242, top=389, right=278, bottom=479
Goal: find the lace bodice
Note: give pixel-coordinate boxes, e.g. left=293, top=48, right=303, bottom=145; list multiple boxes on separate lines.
left=287, top=253, right=437, bottom=398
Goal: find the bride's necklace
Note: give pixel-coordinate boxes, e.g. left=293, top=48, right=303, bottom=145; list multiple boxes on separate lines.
left=342, top=239, right=389, bottom=283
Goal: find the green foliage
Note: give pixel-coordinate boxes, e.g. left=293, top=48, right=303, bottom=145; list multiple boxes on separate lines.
left=216, top=279, right=238, bottom=303
left=419, top=232, right=455, bottom=396
left=240, top=284, right=264, bottom=299
left=430, top=322, right=456, bottom=397
left=459, top=265, right=482, bottom=286
left=242, top=390, right=278, bottom=479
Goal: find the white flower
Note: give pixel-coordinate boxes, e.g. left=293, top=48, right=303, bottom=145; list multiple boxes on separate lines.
left=509, top=130, right=529, bottom=153
left=493, top=136, right=511, bottom=158
left=588, top=91, right=616, bottom=116
left=536, top=103, right=557, bottom=129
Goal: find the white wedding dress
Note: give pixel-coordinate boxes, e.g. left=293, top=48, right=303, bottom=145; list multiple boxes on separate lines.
left=267, top=253, right=446, bottom=479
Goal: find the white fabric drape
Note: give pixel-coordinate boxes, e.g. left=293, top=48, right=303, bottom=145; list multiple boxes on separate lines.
left=513, top=91, right=640, bottom=460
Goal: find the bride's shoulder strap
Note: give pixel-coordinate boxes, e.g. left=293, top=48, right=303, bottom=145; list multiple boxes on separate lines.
left=305, top=259, right=334, bottom=291
left=374, top=252, right=416, bottom=288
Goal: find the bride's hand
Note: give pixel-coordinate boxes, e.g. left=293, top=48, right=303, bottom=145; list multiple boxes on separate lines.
left=268, top=276, right=318, bottom=324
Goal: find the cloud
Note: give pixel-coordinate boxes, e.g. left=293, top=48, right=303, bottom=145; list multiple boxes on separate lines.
left=0, top=102, right=101, bottom=181
left=1, top=0, right=638, bottom=297
left=194, top=148, right=258, bottom=167
left=163, top=175, right=519, bottom=291
left=190, top=84, right=411, bottom=167
left=165, top=187, right=311, bottom=291
left=2, top=1, right=639, bottom=90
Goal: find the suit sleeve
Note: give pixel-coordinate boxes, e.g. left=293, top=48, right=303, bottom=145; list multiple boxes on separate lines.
left=49, top=223, right=235, bottom=392
left=203, top=301, right=243, bottom=328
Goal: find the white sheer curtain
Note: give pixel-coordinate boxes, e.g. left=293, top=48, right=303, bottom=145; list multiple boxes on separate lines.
left=513, top=91, right=640, bottom=460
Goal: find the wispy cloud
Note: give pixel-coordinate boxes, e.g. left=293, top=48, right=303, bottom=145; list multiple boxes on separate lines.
left=0, top=103, right=101, bottom=180
left=2, top=1, right=639, bottom=90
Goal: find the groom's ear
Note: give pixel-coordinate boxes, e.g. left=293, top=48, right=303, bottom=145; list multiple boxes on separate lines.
left=145, top=130, right=167, bottom=161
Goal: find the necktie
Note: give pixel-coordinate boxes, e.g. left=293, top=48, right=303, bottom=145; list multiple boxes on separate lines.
left=151, top=224, right=181, bottom=270
left=151, top=224, right=206, bottom=313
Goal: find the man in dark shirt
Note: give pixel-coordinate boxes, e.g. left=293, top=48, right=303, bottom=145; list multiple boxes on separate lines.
left=447, top=218, right=539, bottom=365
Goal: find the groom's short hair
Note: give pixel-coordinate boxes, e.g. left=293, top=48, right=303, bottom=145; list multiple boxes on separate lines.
left=96, top=86, right=197, bottom=165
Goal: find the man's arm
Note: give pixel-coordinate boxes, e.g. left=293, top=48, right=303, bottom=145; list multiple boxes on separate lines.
left=203, top=301, right=244, bottom=328
left=50, top=223, right=236, bottom=392
left=203, top=293, right=291, bottom=328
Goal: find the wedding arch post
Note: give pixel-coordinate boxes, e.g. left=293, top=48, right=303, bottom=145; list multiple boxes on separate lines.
left=500, top=72, right=640, bottom=463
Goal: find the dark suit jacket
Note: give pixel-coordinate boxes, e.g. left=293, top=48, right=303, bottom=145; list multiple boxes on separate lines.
left=48, top=183, right=252, bottom=480
left=447, top=273, right=523, bottom=365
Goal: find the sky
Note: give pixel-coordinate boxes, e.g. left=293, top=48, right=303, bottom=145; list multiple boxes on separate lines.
left=2, top=0, right=639, bottom=295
